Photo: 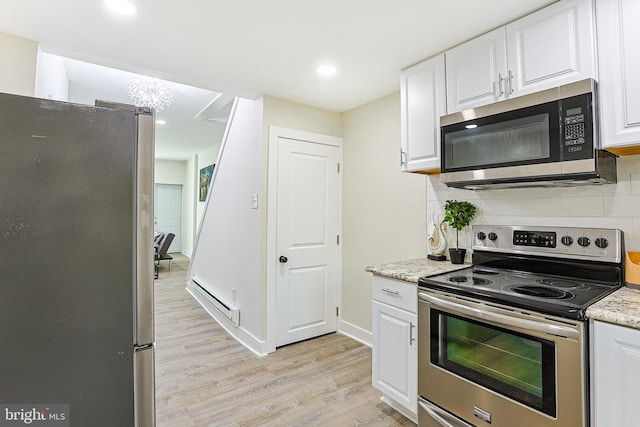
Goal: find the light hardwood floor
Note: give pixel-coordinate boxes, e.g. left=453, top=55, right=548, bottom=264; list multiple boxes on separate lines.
left=154, top=254, right=415, bottom=426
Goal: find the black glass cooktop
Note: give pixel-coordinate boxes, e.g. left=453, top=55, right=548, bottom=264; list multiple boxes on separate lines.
left=418, top=266, right=620, bottom=320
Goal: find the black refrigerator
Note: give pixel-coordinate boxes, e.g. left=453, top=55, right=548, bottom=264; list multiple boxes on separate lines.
left=0, top=93, right=155, bottom=427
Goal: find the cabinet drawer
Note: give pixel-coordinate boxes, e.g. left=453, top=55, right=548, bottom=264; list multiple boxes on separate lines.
left=373, top=276, right=417, bottom=313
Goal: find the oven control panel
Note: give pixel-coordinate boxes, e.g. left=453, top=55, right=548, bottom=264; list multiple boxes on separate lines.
left=513, top=230, right=556, bottom=248
left=473, top=225, right=623, bottom=263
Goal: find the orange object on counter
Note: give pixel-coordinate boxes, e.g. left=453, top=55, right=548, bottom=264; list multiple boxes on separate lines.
left=626, top=252, right=640, bottom=287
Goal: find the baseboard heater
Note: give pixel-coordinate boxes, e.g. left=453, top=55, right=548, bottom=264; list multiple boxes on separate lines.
left=190, top=278, right=240, bottom=327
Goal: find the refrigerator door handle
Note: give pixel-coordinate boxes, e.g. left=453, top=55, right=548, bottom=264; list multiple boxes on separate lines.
left=136, top=110, right=155, bottom=346
left=134, top=345, right=155, bottom=427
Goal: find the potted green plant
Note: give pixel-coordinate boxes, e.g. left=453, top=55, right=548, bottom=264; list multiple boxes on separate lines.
left=443, top=200, right=478, bottom=264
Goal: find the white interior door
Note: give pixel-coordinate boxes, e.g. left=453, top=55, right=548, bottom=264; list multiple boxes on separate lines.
left=154, top=184, right=181, bottom=253
left=276, top=136, right=340, bottom=347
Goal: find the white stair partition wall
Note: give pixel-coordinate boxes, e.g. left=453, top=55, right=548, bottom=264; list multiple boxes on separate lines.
left=186, top=96, right=271, bottom=357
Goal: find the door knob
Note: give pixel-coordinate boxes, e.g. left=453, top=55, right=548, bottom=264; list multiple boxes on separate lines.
left=279, top=256, right=288, bottom=264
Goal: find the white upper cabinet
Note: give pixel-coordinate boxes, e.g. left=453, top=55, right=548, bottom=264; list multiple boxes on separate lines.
left=400, top=54, right=446, bottom=173
left=596, top=0, right=640, bottom=153
left=446, top=0, right=596, bottom=114
left=506, top=0, right=595, bottom=96
left=445, top=28, right=508, bottom=112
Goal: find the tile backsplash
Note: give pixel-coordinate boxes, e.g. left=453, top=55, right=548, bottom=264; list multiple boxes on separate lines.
left=426, top=154, right=640, bottom=255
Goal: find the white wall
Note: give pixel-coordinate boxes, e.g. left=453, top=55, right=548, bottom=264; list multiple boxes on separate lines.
left=0, top=32, right=37, bottom=96
left=342, top=91, right=427, bottom=336
left=35, top=49, right=69, bottom=101
left=188, top=97, right=266, bottom=354
left=263, top=96, right=342, bottom=139
left=426, top=155, right=640, bottom=254
left=155, top=159, right=185, bottom=185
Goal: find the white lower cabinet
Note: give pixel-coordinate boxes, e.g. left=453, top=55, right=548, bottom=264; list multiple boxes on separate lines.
left=591, top=320, right=640, bottom=426
left=372, top=276, right=417, bottom=421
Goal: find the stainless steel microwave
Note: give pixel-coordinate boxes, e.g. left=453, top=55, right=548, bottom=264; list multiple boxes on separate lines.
left=439, top=79, right=616, bottom=190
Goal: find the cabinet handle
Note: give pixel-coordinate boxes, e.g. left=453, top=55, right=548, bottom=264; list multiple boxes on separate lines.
left=410, top=323, right=415, bottom=345
left=508, top=70, right=514, bottom=94
left=497, top=73, right=504, bottom=96
left=400, top=148, right=406, bottom=167
left=381, top=288, right=400, bottom=295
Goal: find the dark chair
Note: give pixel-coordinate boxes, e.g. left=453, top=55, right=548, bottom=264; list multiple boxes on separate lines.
left=154, top=233, right=175, bottom=278
left=153, top=231, right=165, bottom=247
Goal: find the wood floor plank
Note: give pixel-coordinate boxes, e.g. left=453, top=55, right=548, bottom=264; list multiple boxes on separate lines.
left=154, top=254, right=415, bottom=426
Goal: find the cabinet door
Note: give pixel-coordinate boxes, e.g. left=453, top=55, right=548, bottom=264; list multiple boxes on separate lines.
left=597, top=0, right=640, bottom=153
left=445, top=28, right=507, bottom=113
left=372, top=300, right=417, bottom=415
left=400, top=54, right=446, bottom=173
left=591, top=321, right=640, bottom=427
left=506, top=0, right=595, bottom=97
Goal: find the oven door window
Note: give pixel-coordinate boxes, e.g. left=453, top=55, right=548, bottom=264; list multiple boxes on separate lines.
left=430, top=310, right=556, bottom=417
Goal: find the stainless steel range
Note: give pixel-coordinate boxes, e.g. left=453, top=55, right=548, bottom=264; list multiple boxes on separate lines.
left=417, top=225, right=624, bottom=427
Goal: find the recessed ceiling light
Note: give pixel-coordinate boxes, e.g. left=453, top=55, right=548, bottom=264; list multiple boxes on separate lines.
left=156, top=120, right=166, bottom=125
left=105, top=0, right=137, bottom=15
left=316, top=65, right=337, bottom=76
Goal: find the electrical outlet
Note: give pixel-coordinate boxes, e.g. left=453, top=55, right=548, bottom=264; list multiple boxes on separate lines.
left=251, top=194, right=258, bottom=209
left=232, top=288, right=237, bottom=302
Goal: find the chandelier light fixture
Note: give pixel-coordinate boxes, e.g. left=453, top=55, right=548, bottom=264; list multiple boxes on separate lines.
left=126, top=77, right=175, bottom=111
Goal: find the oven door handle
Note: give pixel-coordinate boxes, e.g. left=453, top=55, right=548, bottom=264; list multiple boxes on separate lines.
left=418, top=292, right=580, bottom=339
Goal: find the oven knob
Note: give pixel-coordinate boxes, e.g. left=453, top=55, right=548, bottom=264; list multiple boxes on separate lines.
left=488, top=232, right=498, bottom=241
left=561, top=235, right=573, bottom=246
left=595, top=237, right=609, bottom=249
left=577, top=236, right=591, bottom=247
left=477, top=232, right=486, bottom=240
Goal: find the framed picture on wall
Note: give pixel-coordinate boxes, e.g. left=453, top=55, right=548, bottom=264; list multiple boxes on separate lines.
left=199, top=164, right=215, bottom=202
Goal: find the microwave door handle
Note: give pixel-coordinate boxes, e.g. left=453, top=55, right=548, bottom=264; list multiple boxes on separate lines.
left=418, top=292, right=579, bottom=339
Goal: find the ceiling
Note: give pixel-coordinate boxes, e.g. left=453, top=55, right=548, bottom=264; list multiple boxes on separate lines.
left=61, top=56, right=230, bottom=160
left=1, top=0, right=556, bottom=157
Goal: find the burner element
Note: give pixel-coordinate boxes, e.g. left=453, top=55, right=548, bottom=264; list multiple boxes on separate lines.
left=505, top=274, right=536, bottom=282
left=472, top=268, right=499, bottom=275
left=536, top=278, right=588, bottom=290
left=510, top=285, right=573, bottom=299
left=448, top=275, right=493, bottom=286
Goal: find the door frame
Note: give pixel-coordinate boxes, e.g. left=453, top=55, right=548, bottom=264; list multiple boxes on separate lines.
left=266, top=126, right=343, bottom=353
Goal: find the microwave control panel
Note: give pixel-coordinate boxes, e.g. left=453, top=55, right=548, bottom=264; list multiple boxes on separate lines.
left=561, top=93, right=593, bottom=160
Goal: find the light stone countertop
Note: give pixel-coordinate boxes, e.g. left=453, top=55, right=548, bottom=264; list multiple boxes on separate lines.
left=367, top=259, right=640, bottom=331
left=365, top=258, right=471, bottom=284
left=587, top=286, right=640, bottom=330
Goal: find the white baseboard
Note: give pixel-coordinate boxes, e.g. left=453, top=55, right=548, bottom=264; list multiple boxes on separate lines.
left=186, top=281, right=271, bottom=357
left=338, top=319, right=372, bottom=348
left=186, top=281, right=373, bottom=355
